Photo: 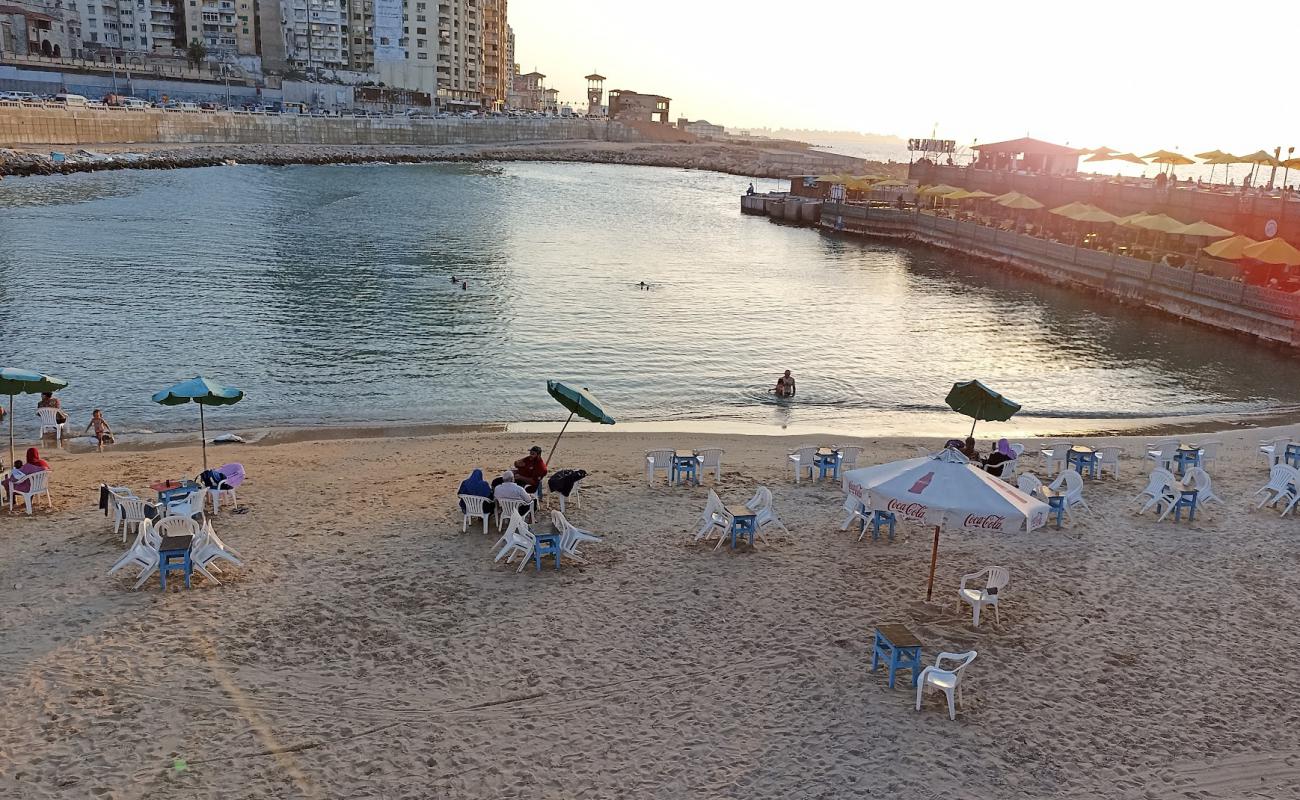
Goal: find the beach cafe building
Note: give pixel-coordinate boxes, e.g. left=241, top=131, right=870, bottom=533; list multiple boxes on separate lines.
left=970, top=137, right=1080, bottom=176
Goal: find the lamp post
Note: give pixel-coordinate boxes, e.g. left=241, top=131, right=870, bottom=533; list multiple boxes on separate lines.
left=1283, top=146, right=1295, bottom=192
left=1268, top=146, right=1282, bottom=191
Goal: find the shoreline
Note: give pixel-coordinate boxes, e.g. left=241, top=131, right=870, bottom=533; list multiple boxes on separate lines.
left=0, top=140, right=903, bottom=180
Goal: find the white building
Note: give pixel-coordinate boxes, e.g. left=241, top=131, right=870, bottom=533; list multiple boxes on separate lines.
left=281, top=0, right=346, bottom=70
left=73, top=0, right=177, bottom=53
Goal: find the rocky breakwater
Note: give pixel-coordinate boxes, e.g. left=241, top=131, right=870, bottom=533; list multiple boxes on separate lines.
left=1, top=141, right=899, bottom=180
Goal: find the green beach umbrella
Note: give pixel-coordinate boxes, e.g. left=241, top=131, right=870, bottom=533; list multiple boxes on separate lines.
left=545, top=380, right=615, bottom=463
left=945, top=379, right=1021, bottom=438
left=0, top=367, right=69, bottom=465
left=151, top=376, right=245, bottom=471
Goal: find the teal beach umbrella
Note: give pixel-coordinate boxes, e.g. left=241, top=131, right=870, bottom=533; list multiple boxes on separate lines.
left=0, top=367, right=69, bottom=465
left=945, top=379, right=1021, bottom=437
left=545, top=380, right=615, bottom=463
left=151, top=376, right=245, bottom=470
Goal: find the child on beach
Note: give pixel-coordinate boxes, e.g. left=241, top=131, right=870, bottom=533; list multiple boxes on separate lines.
left=85, top=409, right=115, bottom=451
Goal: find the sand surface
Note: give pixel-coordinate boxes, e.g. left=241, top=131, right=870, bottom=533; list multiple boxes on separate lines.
left=1, top=425, right=1298, bottom=799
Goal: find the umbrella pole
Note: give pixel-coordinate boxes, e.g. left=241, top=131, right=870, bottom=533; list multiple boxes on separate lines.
left=7, top=393, right=13, bottom=467
left=546, top=412, right=574, bottom=465
left=926, top=525, right=940, bottom=601
left=199, top=403, right=208, bottom=472
left=969, top=416, right=978, bottom=439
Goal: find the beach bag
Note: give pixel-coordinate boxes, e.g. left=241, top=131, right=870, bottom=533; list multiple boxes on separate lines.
left=198, top=469, right=226, bottom=489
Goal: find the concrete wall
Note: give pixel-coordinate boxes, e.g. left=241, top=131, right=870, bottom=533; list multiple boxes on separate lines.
left=0, top=104, right=644, bottom=147
left=812, top=201, right=1300, bottom=348
left=0, top=65, right=271, bottom=106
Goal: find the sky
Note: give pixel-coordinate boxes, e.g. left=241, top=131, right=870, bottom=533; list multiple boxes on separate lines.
left=510, top=0, right=1297, bottom=156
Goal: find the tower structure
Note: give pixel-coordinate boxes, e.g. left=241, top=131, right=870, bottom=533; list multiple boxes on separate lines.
left=585, top=72, right=605, bottom=116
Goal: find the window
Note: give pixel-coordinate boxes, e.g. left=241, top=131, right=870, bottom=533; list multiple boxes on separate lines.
left=416, top=26, right=425, bottom=34
left=416, top=38, right=424, bottom=46
left=417, top=52, right=426, bottom=59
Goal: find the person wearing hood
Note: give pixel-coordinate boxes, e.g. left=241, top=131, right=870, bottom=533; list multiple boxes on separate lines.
left=458, top=468, right=495, bottom=515
left=982, top=438, right=1016, bottom=477
left=5, top=447, right=50, bottom=497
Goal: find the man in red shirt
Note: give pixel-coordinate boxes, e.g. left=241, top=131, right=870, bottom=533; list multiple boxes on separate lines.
left=512, top=446, right=548, bottom=492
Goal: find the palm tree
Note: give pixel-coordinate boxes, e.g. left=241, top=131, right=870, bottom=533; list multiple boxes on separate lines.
left=186, top=39, right=207, bottom=70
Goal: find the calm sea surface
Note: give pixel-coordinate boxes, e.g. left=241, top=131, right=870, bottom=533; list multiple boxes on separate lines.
left=1, top=161, right=1297, bottom=440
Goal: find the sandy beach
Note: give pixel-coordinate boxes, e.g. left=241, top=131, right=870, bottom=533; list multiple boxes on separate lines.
left=1, top=423, right=1298, bottom=799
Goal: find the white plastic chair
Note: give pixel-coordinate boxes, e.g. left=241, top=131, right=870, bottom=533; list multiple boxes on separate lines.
left=1256, top=464, right=1300, bottom=512
left=109, top=519, right=160, bottom=578
left=745, top=485, right=790, bottom=540
left=838, top=446, right=863, bottom=471
left=10, top=470, right=52, bottom=515
left=495, top=496, right=534, bottom=531
left=114, top=496, right=149, bottom=543
left=1133, top=468, right=1178, bottom=515
left=840, top=498, right=870, bottom=532
left=645, top=449, right=674, bottom=484
left=189, top=521, right=243, bottom=582
left=1181, top=467, right=1223, bottom=509
left=552, top=476, right=585, bottom=513
left=551, top=509, right=601, bottom=563
left=36, top=407, right=66, bottom=443
left=1260, top=437, right=1290, bottom=467
left=1039, top=442, right=1071, bottom=476
left=207, top=463, right=244, bottom=514
left=1095, top=446, right=1122, bottom=479
left=132, top=516, right=203, bottom=589
left=164, top=488, right=205, bottom=518
left=106, top=485, right=137, bottom=534
left=915, top=651, right=978, bottom=720
left=788, top=446, right=818, bottom=483
left=492, top=509, right=536, bottom=572
left=1049, top=468, right=1090, bottom=518
left=958, top=566, right=1008, bottom=627
left=696, top=448, right=724, bottom=483
left=459, top=494, right=491, bottom=534
left=1145, top=441, right=1178, bottom=472
left=1010, top=443, right=1025, bottom=459
left=1016, top=472, right=1042, bottom=497
left=695, top=489, right=729, bottom=543
left=1195, top=441, right=1220, bottom=470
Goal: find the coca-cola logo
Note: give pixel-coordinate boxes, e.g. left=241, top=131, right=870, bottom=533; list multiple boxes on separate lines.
left=886, top=499, right=927, bottom=518
left=848, top=484, right=863, bottom=499
left=963, top=513, right=1006, bottom=531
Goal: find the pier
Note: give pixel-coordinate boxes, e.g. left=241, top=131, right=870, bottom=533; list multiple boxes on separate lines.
left=742, top=193, right=1300, bottom=348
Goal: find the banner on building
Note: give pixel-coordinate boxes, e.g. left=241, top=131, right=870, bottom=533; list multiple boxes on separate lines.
left=373, top=0, right=404, bottom=62
left=908, top=138, right=956, bottom=154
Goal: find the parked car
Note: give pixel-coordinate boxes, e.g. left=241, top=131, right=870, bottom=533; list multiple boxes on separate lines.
left=0, top=91, right=37, bottom=102
left=199, top=101, right=221, bottom=111
left=52, top=93, right=89, bottom=106
left=121, top=97, right=153, bottom=109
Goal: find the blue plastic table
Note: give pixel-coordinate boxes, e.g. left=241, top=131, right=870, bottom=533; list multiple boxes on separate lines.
left=726, top=505, right=757, bottom=549
left=531, top=531, right=562, bottom=571
left=1042, top=488, right=1066, bottom=529
left=157, top=534, right=193, bottom=591
left=871, top=625, right=922, bottom=689
left=1285, top=444, right=1300, bottom=469
left=1067, top=446, right=1098, bottom=478
left=814, top=448, right=842, bottom=481
left=1172, top=488, right=1199, bottom=522
left=859, top=509, right=895, bottom=542
left=1174, top=446, right=1202, bottom=476
left=671, top=451, right=700, bottom=486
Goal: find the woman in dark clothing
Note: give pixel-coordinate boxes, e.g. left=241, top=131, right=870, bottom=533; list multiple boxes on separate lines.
left=458, top=468, right=495, bottom=515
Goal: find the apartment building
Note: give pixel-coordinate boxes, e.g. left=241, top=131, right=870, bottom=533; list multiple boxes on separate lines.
left=0, top=0, right=79, bottom=56
left=232, top=0, right=253, bottom=54
left=282, top=0, right=345, bottom=70
left=73, top=0, right=178, bottom=53
left=399, top=0, right=479, bottom=108
left=478, top=0, right=503, bottom=109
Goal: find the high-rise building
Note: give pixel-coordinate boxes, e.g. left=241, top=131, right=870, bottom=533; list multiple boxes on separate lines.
left=281, top=0, right=345, bottom=70
left=233, top=0, right=254, bottom=54
left=478, top=0, right=504, bottom=109
left=400, top=0, right=479, bottom=109
left=503, top=22, right=512, bottom=76
left=72, top=0, right=178, bottom=54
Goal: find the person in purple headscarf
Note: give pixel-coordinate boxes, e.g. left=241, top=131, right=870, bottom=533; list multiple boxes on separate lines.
left=982, top=438, right=1016, bottom=477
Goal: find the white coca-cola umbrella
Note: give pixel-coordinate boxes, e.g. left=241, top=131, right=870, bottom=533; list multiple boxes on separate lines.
left=841, top=449, right=1050, bottom=600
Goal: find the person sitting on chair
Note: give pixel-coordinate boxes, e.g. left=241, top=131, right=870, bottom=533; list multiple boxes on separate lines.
left=493, top=470, right=534, bottom=512
left=982, top=438, right=1015, bottom=477
left=512, top=446, right=548, bottom=492
left=458, top=468, right=496, bottom=516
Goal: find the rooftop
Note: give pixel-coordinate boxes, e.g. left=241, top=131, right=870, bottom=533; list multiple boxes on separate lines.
left=973, top=137, right=1078, bottom=156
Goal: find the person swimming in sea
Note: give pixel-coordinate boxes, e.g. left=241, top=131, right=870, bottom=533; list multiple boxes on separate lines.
left=771, top=370, right=796, bottom=398
left=637, top=281, right=650, bottom=290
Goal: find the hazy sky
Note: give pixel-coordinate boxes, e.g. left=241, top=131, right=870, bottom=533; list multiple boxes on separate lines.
left=512, top=0, right=1295, bottom=155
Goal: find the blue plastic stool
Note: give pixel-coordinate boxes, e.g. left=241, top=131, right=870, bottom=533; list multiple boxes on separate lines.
left=871, top=625, right=922, bottom=689
left=729, top=514, right=757, bottom=548
left=867, top=510, right=896, bottom=541
left=157, top=536, right=193, bottom=591
left=1172, top=489, right=1198, bottom=522
left=532, top=532, right=562, bottom=571
left=672, top=458, right=699, bottom=486
left=1046, top=494, right=1066, bottom=529
left=816, top=454, right=841, bottom=481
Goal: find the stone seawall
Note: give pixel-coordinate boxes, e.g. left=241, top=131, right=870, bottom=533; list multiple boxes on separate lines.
left=0, top=105, right=641, bottom=148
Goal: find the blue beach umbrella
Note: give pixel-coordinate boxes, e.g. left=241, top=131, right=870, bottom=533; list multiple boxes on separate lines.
left=0, top=367, right=69, bottom=465
left=151, top=376, right=245, bottom=470
left=545, top=380, right=615, bottom=463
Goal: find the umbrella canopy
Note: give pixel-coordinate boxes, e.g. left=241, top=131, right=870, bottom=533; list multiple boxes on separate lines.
left=1141, top=149, right=1196, bottom=165
left=1242, top=238, right=1300, bottom=267
left=1085, top=152, right=1147, bottom=165
left=963, top=189, right=996, bottom=199
left=919, top=184, right=964, bottom=197
left=996, top=192, right=1044, bottom=210
left=0, top=367, right=69, bottom=465
left=871, top=179, right=911, bottom=189
left=1281, top=158, right=1300, bottom=170
left=151, top=376, right=245, bottom=471
left=1048, top=201, right=1093, bottom=219
left=1115, top=212, right=1155, bottom=228
left=545, top=380, right=615, bottom=462
left=1079, top=145, right=1117, bottom=156
left=1202, top=234, right=1259, bottom=260
left=1175, top=220, right=1235, bottom=238
left=842, top=449, right=1050, bottom=599
left=943, top=188, right=974, bottom=200
left=1195, top=149, right=1229, bottom=160
left=945, top=379, right=1021, bottom=436
left=1070, top=206, right=1122, bottom=224
left=1203, top=152, right=1243, bottom=165
left=1132, top=213, right=1188, bottom=234
left=1238, top=150, right=1281, bottom=167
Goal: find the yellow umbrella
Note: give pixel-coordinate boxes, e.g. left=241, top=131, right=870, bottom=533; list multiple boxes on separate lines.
left=997, top=192, right=1044, bottom=210
left=1049, top=201, right=1093, bottom=219
left=843, top=177, right=878, bottom=191
left=1239, top=150, right=1281, bottom=167
left=1203, top=234, right=1259, bottom=260
left=919, top=184, right=964, bottom=197
left=944, top=189, right=974, bottom=200
left=1142, top=149, right=1196, bottom=165
left=1175, top=220, right=1235, bottom=238
left=1242, top=238, right=1300, bottom=266
left=1080, top=146, right=1117, bottom=156
left=1195, top=149, right=1228, bottom=160
left=1070, top=206, right=1122, bottom=224
left=1281, top=158, right=1300, bottom=169
left=1116, top=212, right=1154, bottom=228
left=1085, top=152, right=1147, bottom=166
left=963, top=189, right=996, bottom=199
left=1133, top=214, right=1188, bottom=234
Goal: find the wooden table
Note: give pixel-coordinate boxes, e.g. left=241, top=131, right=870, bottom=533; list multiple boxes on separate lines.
left=872, top=624, right=923, bottom=689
